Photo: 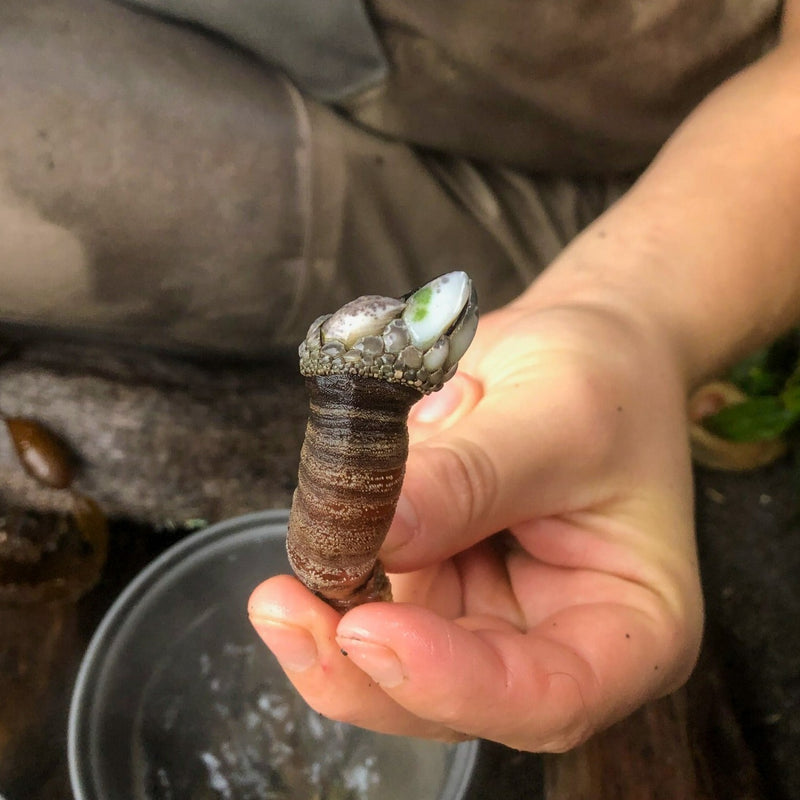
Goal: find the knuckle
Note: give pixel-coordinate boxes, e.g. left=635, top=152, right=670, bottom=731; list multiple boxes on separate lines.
left=432, top=439, right=499, bottom=529
left=542, top=718, right=596, bottom=753
left=535, top=670, right=597, bottom=753
left=305, top=693, right=366, bottom=728
left=431, top=689, right=475, bottom=727
left=658, top=602, right=704, bottom=694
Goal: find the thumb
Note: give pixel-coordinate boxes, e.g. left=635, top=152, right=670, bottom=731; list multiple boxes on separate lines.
left=407, top=371, right=484, bottom=444
left=384, top=375, right=596, bottom=572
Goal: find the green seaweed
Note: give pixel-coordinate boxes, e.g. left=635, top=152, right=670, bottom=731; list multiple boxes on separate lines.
left=703, top=329, right=800, bottom=443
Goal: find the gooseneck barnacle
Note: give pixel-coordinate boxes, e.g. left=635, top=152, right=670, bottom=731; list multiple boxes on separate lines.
left=287, top=272, right=478, bottom=612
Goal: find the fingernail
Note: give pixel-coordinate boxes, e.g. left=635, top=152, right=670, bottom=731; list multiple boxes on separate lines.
left=410, top=382, right=463, bottom=423
left=385, top=492, right=418, bottom=556
left=336, top=637, right=405, bottom=688
left=394, top=493, right=419, bottom=536
left=251, top=619, right=318, bottom=673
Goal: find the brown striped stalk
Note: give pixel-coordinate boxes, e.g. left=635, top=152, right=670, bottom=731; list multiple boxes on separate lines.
left=286, top=272, right=478, bottom=612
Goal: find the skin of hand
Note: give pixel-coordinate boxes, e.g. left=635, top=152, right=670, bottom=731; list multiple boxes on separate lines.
left=248, top=299, right=704, bottom=751
left=249, top=3, right=800, bottom=751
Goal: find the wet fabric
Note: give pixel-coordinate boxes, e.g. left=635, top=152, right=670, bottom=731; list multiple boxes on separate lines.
left=116, top=0, right=389, bottom=101
left=115, top=0, right=782, bottom=173
left=350, top=0, right=782, bottom=172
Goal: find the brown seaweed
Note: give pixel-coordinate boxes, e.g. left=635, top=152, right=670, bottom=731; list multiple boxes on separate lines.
left=4, top=416, right=75, bottom=490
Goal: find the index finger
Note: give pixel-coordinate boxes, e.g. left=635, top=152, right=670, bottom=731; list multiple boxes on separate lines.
left=335, top=595, right=689, bottom=751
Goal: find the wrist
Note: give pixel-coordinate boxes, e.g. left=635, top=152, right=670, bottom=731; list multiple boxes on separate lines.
left=514, top=237, right=698, bottom=392
left=514, top=197, right=797, bottom=390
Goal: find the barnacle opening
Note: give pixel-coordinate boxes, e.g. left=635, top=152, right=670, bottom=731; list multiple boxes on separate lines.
left=299, top=272, right=478, bottom=394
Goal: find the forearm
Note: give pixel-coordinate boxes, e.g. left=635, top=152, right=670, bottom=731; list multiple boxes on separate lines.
left=523, top=33, right=800, bottom=387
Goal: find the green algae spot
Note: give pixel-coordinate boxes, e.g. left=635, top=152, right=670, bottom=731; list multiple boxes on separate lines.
left=409, top=286, right=433, bottom=321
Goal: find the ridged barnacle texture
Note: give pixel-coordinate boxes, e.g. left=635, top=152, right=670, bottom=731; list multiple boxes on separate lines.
left=287, top=272, right=478, bottom=612
left=286, top=376, right=419, bottom=611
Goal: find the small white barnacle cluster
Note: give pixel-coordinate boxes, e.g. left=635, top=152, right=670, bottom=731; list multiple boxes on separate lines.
left=299, top=272, right=478, bottom=394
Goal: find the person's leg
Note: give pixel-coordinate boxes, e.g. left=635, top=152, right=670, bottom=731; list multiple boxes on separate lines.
left=0, top=0, right=317, bottom=354
left=0, top=0, right=524, bottom=357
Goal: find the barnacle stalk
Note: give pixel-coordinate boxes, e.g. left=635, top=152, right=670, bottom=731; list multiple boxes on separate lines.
left=287, top=272, right=478, bottom=612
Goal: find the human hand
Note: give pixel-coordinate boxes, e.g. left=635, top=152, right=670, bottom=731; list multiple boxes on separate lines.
left=248, top=299, right=703, bottom=751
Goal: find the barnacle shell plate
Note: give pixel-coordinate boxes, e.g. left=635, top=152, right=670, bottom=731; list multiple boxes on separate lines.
left=321, top=296, right=405, bottom=349
left=403, top=272, right=472, bottom=351
left=299, top=272, right=478, bottom=393
left=445, top=289, right=479, bottom=368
